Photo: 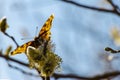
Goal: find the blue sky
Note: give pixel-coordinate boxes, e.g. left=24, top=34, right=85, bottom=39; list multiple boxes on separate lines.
left=0, top=0, right=120, bottom=80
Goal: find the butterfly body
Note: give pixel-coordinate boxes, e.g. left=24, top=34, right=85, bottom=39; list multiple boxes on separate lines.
left=11, top=14, right=54, bottom=55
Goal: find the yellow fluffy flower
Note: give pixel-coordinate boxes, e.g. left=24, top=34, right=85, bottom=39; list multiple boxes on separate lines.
left=26, top=41, right=62, bottom=77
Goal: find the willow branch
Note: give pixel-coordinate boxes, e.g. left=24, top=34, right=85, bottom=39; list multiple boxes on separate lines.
left=0, top=53, right=28, bottom=67
left=107, top=0, right=120, bottom=11
left=4, top=32, right=19, bottom=47
left=53, top=71, right=120, bottom=80
left=53, top=73, right=89, bottom=80
left=61, top=0, right=120, bottom=16
left=8, top=63, right=39, bottom=77
left=1, top=52, right=120, bottom=79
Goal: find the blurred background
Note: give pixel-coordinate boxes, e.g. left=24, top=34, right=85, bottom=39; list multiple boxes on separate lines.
left=0, top=0, right=120, bottom=80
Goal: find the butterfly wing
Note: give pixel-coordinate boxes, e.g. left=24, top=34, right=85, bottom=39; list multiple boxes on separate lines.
left=38, top=14, right=54, bottom=41
left=11, top=14, right=54, bottom=55
left=11, top=41, right=34, bottom=55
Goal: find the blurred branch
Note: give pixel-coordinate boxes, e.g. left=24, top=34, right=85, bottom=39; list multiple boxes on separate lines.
left=1, top=51, right=120, bottom=79
left=8, top=63, right=39, bottom=77
left=53, top=71, right=120, bottom=80
left=61, top=0, right=120, bottom=16
left=4, top=32, right=19, bottom=47
left=87, top=72, right=120, bottom=80
left=0, top=52, right=40, bottom=77
left=107, top=0, right=120, bottom=11
left=53, top=73, right=89, bottom=80
left=0, top=53, right=28, bottom=67
left=105, top=47, right=120, bottom=53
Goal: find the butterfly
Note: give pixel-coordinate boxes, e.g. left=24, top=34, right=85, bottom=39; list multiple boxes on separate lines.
left=11, top=14, right=54, bottom=55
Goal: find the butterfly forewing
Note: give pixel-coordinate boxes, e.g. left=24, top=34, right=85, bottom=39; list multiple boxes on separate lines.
left=11, top=41, right=33, bottom=55
left=10, top=14, right=54, bottom=55
left=39, top=14, right=54, bottom=41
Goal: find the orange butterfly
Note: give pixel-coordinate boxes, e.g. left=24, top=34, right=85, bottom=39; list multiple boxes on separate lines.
left=11, top=14, right=54, bottom=55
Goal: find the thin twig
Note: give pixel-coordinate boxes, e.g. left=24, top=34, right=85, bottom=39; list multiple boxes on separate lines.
left=53, top=73, right=89, bottom=80
left=53, top=72, right=120, bottom=80
left=105, top=47, right=120, bottom=53
left=1, top=52, right=120, bottom=80
left=4, top=32, right=19, bottom=47
left=0, top=52, right=41, bottom=77
left=107, top=0, right=120, bottom=11
left=88, top=71, right=120, bottom=80
left=61, top=0, right=120, bottom=16
left=8, top=63, right=39, bottom=77
left=0, top=53, right=28, bottom=67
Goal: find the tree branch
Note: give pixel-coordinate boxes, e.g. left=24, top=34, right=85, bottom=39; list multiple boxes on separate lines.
left=61, top=0, right=120, bottom=16
left=4, top=32, right=19, bottom=47
left=53, top=71, right=120, bottom=80
left=8, top=63, right=39, bottom=77
left=0, top=53, right=28, bottom=67
left=53, top=73, right=89, bottom=80
left=1, top=52, right=120, bottom=80
left=107, top=0, right=120, bottom=11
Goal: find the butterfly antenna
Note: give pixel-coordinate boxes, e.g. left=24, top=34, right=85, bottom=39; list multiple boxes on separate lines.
left=35, top=26, right=38, bottom=37
left=21, top=26, right=38, bottom=40
left=21, top=37, right=33, bottom=40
